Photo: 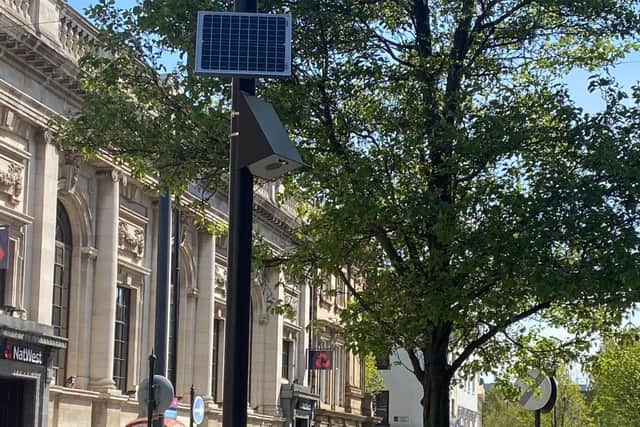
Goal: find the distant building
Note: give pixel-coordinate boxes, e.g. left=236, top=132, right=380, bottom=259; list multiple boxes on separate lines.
left=376, top=350, right=481, bottom=427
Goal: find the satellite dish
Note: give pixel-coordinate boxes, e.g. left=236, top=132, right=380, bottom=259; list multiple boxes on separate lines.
left=138, top=375, right=175, bottom=415
left=518, top=369, right=557, bottom=413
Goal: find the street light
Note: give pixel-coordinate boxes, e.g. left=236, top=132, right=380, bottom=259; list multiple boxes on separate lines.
left=194, top=3, right=301, bottom=427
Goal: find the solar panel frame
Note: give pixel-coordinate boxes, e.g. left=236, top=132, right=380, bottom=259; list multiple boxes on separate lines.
left=195, top=11, right=292, bottom=77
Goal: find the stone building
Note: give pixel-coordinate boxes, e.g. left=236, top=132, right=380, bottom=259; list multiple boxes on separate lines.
left=0, top=1, right=374, bottom=426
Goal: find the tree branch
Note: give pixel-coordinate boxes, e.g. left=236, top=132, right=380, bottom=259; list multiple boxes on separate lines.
left=372, top=227, right=407, bottom=273
left=450, top=300, right=551, bottom=373
left=407, top=347, right=425, bottom=382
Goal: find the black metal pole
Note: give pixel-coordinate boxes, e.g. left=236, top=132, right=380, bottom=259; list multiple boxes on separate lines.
left=535, top=410, right=541, bottom=427
left=190, top=384, right=195, bottom=427
left=148, top=352, right=156, bottom=427
left=154, top=191, right=172, bottom=427
left=170, top=198, right=181, bottom=387
left=222, top=1, right=256, bottom=427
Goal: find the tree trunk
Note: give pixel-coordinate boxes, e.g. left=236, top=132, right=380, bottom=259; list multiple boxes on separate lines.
left=422, top=326, right=453, bottom=427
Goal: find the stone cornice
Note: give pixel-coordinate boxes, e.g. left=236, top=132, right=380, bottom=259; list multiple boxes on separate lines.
left=253, top=200, right=297, bottom=239
left=0, top=0, right=101, bottom=107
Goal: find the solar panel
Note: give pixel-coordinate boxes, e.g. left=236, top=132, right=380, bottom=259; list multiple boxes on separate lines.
left=195, top=11, right=292, bottom=77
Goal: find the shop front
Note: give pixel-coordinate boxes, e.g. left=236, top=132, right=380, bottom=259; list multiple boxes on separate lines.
left=0, top=315, right=66, bottom=427
left=280, top=383, right=319, bottom=427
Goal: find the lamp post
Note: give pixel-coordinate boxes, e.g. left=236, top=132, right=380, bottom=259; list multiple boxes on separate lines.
left=153, top=191, right=172, bottom=427
left=222, top=1, right=256, bottom=426
left=193, top=4, right=301, bottom=426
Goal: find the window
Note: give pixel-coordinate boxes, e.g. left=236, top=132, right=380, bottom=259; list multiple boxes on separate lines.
left=336, top=278, right=346, bottom=307
left=334, top=346, right=343, bottom=406
left=375, top=391, right=389, bottom=426
left=113, top=287, right=131, bottom=392
left=376, top=354, right=390, bottom=370
left=52, top=202, right=72, bottom=386
left=282, top=340, right=292, bottom=380
left=211, top=319, right=221, bottom=401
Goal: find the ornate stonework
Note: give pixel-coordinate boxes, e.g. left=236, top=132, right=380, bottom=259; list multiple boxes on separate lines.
left=2, top=0, right=32, bottom=20
left=284, top=289, right=299, bottom=323
left=121, top=181, right=142, bottom=203
left=0, top=106, right=33, bottom=141
left=0, top=160, right=23, bottom=204
left=117, top=267, right=145, bottom=288
left=215, top=265, right=226, bottom=287
left=216, top=232, right=228, bottom=254
left=59, top=10, right=99, bottom=61
left=59, top=154, right=83, bottom=194
left=118, top=221, right=144, bottom=259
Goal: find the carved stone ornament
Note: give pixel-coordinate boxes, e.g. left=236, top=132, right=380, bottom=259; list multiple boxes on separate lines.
left=285, top=291, right=299, bottom=322
left=121, top=181, right=142, bottom=202
left=0, top=161, right=24, bottom=204
left=118, top=221, right=145, bottom=259
left=215, top=265, right=227, bottom=288
left=6, top=0, right=32, bottom=19
left=216, top=233, right=228, bottom=253
left=60, top=154, right=83, bottom=193
left=0, top=106, right=33, bottom=140
left=43, top=129, right=56, bottom=145
left=118, top=268, right=144, bottom=288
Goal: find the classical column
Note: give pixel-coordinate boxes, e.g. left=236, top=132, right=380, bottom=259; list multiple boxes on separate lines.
left=29, top=130, right=59, bottom=323
left=88, top=169, right=120, bottom=391
left=249, top=269, right=283, bottom=415
left=297, top=282, right=312, bottom=387
left=192, top=231, right=216, bottom=398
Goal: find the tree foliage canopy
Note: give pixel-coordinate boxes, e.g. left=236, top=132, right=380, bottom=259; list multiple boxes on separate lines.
left=589, top=332, right=640, bottom=426
left=55, top=0, right=640, bottom=425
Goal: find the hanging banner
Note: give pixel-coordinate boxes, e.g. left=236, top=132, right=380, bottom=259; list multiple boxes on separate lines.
left=308, top=349, right=333, bottom=370
left=0, top=227, right=9, bottom=270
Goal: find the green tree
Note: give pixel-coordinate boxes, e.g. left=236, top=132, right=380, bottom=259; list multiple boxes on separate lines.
left=589, top=335, right=640, bottom=426
left=484, top=367, right=593, bottom=427
left=364, top=354, right=386, bottom=395
left=54, top=1, right=640, bottom=426
left=482, top=386, right=529, bottom=427
left=550, top=366, right=594, bottom=427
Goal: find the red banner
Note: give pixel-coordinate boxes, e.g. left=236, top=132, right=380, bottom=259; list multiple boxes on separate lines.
left=308, top=349, right=333, bottom=370
left=0, top=227, right=9, bottom=270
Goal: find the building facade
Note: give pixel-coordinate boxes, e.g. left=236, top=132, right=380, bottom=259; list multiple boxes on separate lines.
left=0, top=1, right=373, bottom=426
left=376, top=350, right=482, bottom=427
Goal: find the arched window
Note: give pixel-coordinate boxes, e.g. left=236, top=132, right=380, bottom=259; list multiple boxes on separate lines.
left=52, top=201, right=72, bottom=386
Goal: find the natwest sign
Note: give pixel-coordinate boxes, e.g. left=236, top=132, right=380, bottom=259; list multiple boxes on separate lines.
left=2, top=342, right=44, bottom=365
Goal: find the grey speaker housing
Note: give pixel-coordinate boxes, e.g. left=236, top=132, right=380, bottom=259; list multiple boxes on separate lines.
left=237, top=91, right=304, bottom=180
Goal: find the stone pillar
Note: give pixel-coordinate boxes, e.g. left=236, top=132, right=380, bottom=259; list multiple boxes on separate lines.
left=29, top=130, right=59, bottom=324
left=88, top=169, right=120, bottom=391
left=192, top=232, right=215, bottom=397
left=249, top=269, right=284, bottom=415
left=297, top=283, right=312, bottom=387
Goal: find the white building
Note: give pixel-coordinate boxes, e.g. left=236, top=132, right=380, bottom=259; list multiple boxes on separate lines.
left=376, top=350, right=481, bottom=427
left=0, top=1, right=375, bottom=426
